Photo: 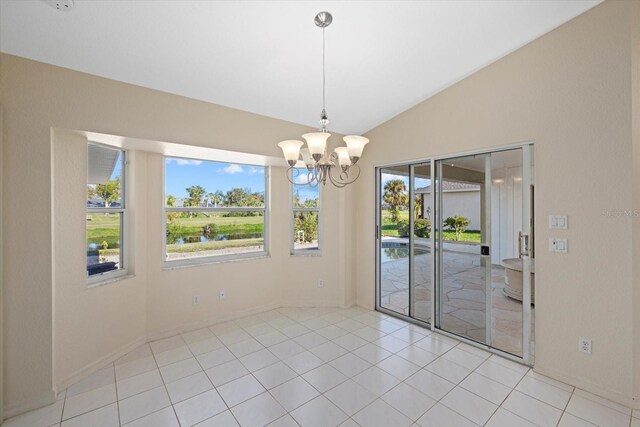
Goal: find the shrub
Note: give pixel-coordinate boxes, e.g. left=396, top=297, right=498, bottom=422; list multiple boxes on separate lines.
left=294, top=212, right=318, bottom=243
left=202, top=223, right=219, bottom=238
left=414, top=218, right=431, bottom=238
left=397, top=220, right=410, bottom=237
left=444, top=215, right=471, bottom=241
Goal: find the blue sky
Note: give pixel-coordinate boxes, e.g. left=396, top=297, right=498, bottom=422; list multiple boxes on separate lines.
left=293, top=170, right=320, bottom=203
left=381, top=172, right=430, bottom=190
left=165, top=158, right=265, bottom=198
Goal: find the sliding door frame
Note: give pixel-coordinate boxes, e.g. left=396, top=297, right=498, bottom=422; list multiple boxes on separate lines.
left=374, top=141, right=535, bottom=365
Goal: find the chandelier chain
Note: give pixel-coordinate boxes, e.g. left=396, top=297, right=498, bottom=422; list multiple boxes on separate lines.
left=322, top=26, right=326, bottom=113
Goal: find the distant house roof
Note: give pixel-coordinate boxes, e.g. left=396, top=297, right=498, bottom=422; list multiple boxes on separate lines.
left=416, top=181, right=480, bottom=194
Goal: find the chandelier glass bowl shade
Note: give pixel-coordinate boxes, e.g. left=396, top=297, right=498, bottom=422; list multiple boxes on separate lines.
left=277, top=11, right=370, bottom=188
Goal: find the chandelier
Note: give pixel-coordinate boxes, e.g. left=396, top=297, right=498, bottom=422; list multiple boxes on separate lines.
left=277, top=11, right=369, bottom=188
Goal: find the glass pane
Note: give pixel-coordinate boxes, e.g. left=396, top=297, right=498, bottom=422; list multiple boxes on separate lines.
left=489, top=148, right=525, bottom=357
left=86, top=212, right=122, bottom=276
left=293, top=171, right=320, bottom=208
left=412, top=163, right=432, bottom=324
left=87, top=143, right=124, bottom=208
left=293, top=211, right=319, bottom=251
left=166, top=211, right=265, bottom=260
left=164, top=158, right=265, bottom=208
left=436, top=154, right=489, bottom=345
left=379, top=166, right=410, bottom=315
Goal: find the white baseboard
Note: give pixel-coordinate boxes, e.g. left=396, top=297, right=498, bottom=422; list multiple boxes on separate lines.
left=534, top=365, right=639, bottom=409
left=357, top=302, right=374, bottom=310
left=280, top=300, right=344, bottom=308
left=3, top=389, right=56, bottom=421
left=55, top=335, right=147, bottom=392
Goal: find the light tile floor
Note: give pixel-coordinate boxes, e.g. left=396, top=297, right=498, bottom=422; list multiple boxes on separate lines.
left=380, top=247, right=535, bottom=358
left=4, top=307, right=637, bottom=427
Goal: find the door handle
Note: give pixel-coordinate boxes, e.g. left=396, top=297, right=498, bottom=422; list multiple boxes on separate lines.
left=521, top=234, right=530, bottom=257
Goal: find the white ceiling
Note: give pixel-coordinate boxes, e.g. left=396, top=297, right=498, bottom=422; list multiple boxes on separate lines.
left=0, top=0, right=600, bottom=135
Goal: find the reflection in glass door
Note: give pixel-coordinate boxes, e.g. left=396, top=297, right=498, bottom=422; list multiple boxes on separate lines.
left=410, top=163, right=433, bottom=324
left=435, top=153, right=493, bottom=348
left=377, top=165, right=410, bottom=316
left=376, top=145, right=534, bottom=362
left=434, top=147, right=533, bottom=359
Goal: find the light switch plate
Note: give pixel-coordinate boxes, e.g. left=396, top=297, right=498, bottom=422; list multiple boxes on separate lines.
left=549, top=215, right=568, bottom=229
left=549, top=238, right=568, bottom=253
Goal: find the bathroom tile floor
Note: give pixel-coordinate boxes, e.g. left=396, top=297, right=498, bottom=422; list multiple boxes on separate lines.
left=4, top=307, right=635, bottom=427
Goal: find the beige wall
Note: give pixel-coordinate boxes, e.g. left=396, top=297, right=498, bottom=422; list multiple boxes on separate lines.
left=1, top=0, right=639, bottom=416
left=355, top=0, right=638, bottom=406
left=0, top=53, right=350, bottom=416
left=632, top=0, right=640, bottom=405
left=52, top=132, right=149, bottom=390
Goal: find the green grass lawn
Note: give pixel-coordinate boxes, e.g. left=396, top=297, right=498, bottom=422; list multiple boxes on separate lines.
left=86, top=214, right=121, bottom=248
left=381, top=209, right=481, bottom=243
left=87, top=212, right=264, bottom=254
left=166, top=213, right=263, bottom=237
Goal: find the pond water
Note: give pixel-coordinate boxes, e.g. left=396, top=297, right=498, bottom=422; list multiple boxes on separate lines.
left=168, top=233, right=263, bottom=245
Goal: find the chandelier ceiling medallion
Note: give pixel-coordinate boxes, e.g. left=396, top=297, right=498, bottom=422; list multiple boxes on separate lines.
left=277, top=11, right=369, bottom=188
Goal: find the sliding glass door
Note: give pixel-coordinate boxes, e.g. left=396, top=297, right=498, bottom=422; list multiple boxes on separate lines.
left=376, top=145, right=534, bottom=362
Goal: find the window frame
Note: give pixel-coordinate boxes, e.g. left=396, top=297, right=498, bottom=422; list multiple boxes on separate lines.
left=162, top=156, right=269, bottom=268
left=86, top=143, right=128, bottom=286
left=290, top=172, right=322, bottom=256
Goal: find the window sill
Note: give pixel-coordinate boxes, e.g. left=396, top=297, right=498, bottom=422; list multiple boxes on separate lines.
left=291, top=250, right=322, bottom=257
left=163, top=252, right=270, bottom=270
left=87, top=273, right=135, bottom=289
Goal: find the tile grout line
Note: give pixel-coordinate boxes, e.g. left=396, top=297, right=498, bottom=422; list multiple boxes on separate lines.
left=148, top=339, right=182, bottom=427
left=42, top=306, right=633, bottom=427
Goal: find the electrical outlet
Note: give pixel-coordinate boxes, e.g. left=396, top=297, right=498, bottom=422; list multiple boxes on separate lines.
left=317, top=279, right=324, bottom=288
left=219, top=290, right=226, bottom=300
left=579, top=337, right=592, bottom=355
left=192, top=295, right=200, bottom=305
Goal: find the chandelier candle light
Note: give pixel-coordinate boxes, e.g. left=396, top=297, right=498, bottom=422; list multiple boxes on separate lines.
left=277, top=11, right=369, bottom=188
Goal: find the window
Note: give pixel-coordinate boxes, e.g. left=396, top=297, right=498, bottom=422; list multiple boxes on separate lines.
left=86, top=142, right=126, bottom=281
left=164, top=157, right=268, bottom=265
left=292, top=170, right=320, bottom=254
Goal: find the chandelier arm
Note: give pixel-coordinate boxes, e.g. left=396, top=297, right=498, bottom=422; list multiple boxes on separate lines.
left=328, top=163, right=360, bottom=187
left=328, top=168, right=349, bottom=188
left=307, top=167, right=319, bottom=187
left=284, top=167, right=300, bottom=185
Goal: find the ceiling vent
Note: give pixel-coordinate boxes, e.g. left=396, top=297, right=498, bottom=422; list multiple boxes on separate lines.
left=44, top=0, right=74, bottom=12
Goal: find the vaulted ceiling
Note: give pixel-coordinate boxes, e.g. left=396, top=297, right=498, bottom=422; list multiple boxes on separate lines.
left=0, top=0, right=600, bottom=134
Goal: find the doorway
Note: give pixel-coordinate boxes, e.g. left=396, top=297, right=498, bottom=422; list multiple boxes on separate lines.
left=375, top=145, right=534, bottom=362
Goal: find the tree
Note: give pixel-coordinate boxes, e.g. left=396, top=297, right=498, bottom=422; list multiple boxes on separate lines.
left=414, top=195, right=422, bottom=220
left=207, top=191, right=223, bottom=207
left=92, top=178, right=120, bottom=207
left=165, top=194, right=179, bottom=223
left=225, top=187, right=250, bottom=206
left=383, top=179, right=408, bottom=222
left=185, top=185, right=206, bottom=208
left=444, top=215, right=471, bottom=241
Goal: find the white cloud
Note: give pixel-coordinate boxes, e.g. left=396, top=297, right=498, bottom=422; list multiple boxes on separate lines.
left=222, top=164, right=243, bottom=174
left=293, top=171, right=310, bottom=184
left=249, top=167, right=265, bottom=174
left=167, top=158, right=202, bottom=166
